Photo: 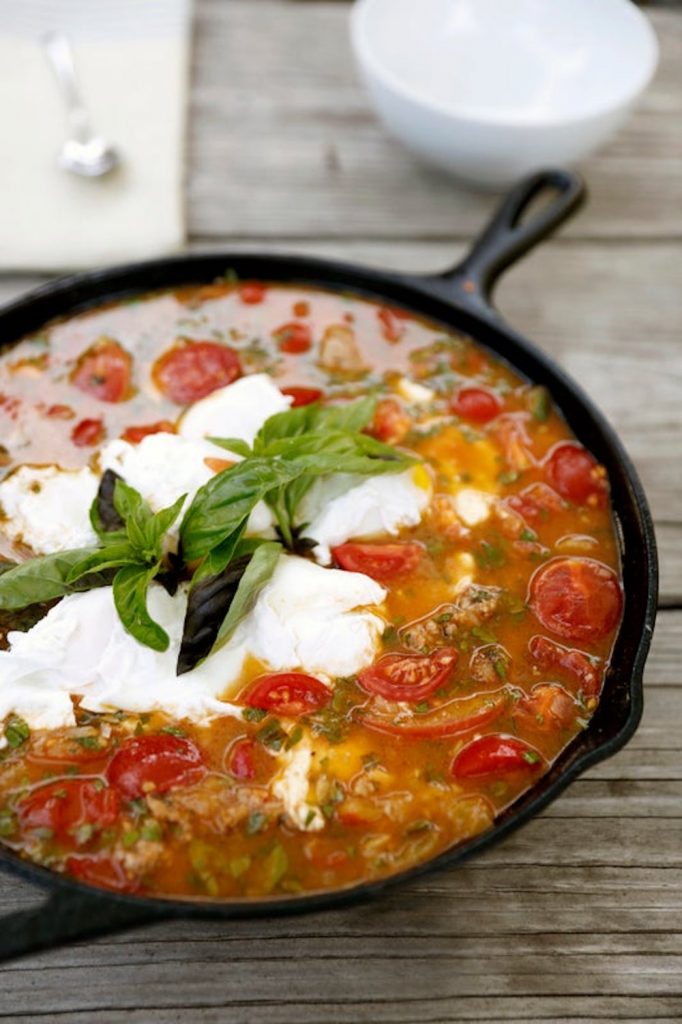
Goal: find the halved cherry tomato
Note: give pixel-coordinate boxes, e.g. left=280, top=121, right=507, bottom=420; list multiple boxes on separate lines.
left=121, top=420, right=176, bottom=444
left=332, top=542, right=423, bottom=582
left=71, top=418, right=105, bottom=447
left=515, top=683, right=577, bottom=731
left=273, top=322, right=312, bottom=354
left=71, top=339, right=132, bottom=403
left=544, top=442, right=608, bottom=506
left=529, top=557, right=623, bottom=644
left=228, top=737, right=256, bottom=781
left=152, top=341, right=241, bottom=405
left=106, top=734, right=206, bottom=799
left=45, top=403, right=75, bottom=420
left=280, top=386, right=323, bottom=408
left=17, top=779, right=120, bottom=842
left=451, top=387, right=502, bottom=424
left=377, top=306, right=407, bottom=343
left=363, top=689, right=508, bottom=739
left=66, top=854, right=138, bottom=893
left=358, top=647, right=458, bottom=703
left=451, top=734, right=544, bottom=778
left=244, top=673, right=331, bottom=717
left=238, top=282, right=267, bottom=304
left=367, top=397, right=411, bottom=444
left=528, top=634, right=602, bottom=696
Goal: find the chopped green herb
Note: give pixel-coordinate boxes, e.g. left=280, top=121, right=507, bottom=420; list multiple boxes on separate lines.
left=256, top=718, right=288, bottom=753
left=497, top=470, right=520, bottom=486
left=476, top=540, right=506, bottom=569
left=519, top=528, right=537, bottom=542
left=122, top=829, right=140, bottom=848
left=263, top=843, right=289, bottom=892
left=75, top=735, right=101, bottom=750
left=229, top=854, right=252, bottom=879
left=141, top=820, right=163, bottom=842
left=522, top=750, right=542, bottom=765
left=4, top=715, right=30, bottom=749
left=160, top=725, right=187, bottom=737
left=284, top=724, right=303, bottom=751
left=245, top=810, right=268, bottom=836
left=242, top=707, right=267, bottom=723
left=528, top=386, right=550, bottom=422
left=0, top=809, right=16, bottom=837
left=414, top=701, right=431, bottom=714
left=304, top=808, right=317, bottom=827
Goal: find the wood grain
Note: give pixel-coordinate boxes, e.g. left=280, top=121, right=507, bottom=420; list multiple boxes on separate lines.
left=0, top=1, right=679, bottom=1020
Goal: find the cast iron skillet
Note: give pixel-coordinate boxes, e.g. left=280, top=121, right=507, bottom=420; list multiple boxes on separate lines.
left=0, top=170, right=658, bottom=960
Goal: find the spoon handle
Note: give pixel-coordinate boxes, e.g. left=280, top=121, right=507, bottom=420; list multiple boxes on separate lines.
left=42, top=32, right=92, bottom=142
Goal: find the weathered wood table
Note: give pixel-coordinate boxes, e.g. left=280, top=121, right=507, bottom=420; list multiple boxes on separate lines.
left=0, top=2, right=680, bottom=1019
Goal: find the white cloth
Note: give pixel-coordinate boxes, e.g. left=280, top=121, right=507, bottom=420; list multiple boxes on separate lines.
left=0, top=0, right=191, bottom=270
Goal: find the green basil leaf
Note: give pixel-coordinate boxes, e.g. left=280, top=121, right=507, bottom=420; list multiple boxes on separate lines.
left=112, top=563, right=169, bottom=652
left=312, top=394, right=376, bottom=434
left=65, top=542, right=140, bottom=584
left=190, top=521, right=249, bottom=586
left=253, top=403, right=320, bottom=451
left=143, top=494, right=186, bottom=557
left=0, top=548, right=111, bottom=609
left=207, top=437, right=253, bottom=459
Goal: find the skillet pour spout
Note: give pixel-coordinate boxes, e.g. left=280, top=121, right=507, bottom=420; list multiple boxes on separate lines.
left=0, top=169, right=657, bottom=960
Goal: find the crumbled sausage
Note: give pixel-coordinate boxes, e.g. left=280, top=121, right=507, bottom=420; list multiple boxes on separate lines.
left=318, top=324, right=368, bottom=375
left=400, top=583, right=502, bottom=652
left=146, top=776, right=277, bottom=839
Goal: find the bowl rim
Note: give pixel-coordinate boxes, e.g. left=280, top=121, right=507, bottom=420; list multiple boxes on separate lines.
left=350, top=0, right=660, bottom=129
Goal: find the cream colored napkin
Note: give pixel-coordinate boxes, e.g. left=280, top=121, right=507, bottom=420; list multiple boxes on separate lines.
left=0, top=0, right=191, bottom=270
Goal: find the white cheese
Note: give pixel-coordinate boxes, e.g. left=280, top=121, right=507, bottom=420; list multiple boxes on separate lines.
left=395, top=377, right=435, bottom=405
left=246, top=556, right=386, bottom=677
left=178, top=373, right=292, bottom=447
left=0, top=465, right=98, bottom=555
left=297, top=466, right=432, bottom=565
left=453, top=487, right=492, bottom=527
left=0, top=555, right=386, bottom=728
left=272, top=741, right=325, bottom=832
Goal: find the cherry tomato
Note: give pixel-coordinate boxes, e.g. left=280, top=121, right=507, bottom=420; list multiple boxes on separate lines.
left=66, top=854, right=138, bottom=893
left=528, top=634, right=602, bottom=696
left=203, top=456, right=234, bottom=474
left=544, top=442, right=608, bottom=506
left=45, top=403, right=75, bottom=420
left=451, top=734, right=544, bottom=778
left=358, top=647, right=458, bottom=703
left=292, top=300, right=310, bottom=317
left=152, top=341, right=241, bottom=405
left=71, top=418, right=105, bottom=447
left=332, top=542, right=423, bottom=581
left=17, top=779, right=120, bottom=842
left=238, top=282, right=267, bottom=304
left=529, top=557, right=623, bottom=644
left=121, top=420, right=176, bottom=444
left=228, top=737, right=256, bottom=781
left=244, top=673, right=331, bottom=717
left=106, top=734, right=206, bottom=799
left=363, top=689, right=508, bottom=739
left=515, top=683, right=577, bottom=732
left=272, top=322, right=312, bottom=354
left=367, top=397, right=411, bottom=444
left=71, top=339, right=132, bottom=403
left=377, top=306, right=406, bottom=343
left=280, top=386, right=323, bottom=408
left=451, top=387, right=502, bottom=424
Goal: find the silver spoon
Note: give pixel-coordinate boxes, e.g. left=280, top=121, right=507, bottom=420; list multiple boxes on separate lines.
left=42, top=31, right=121, bottom=178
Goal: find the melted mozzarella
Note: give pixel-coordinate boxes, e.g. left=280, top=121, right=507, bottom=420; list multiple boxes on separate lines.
left=0, top=556, right=386, bottom=728
left=272, top=741, right=324, bottom=832
left=178, top=373, right=292, bottom=446
left=246, top=556, right=386, bottom=677
left=0, top=465, right=98, bottom=555
left=297, top=466, right=432, bottom=565
left=452, top=487, right=492, bottom=526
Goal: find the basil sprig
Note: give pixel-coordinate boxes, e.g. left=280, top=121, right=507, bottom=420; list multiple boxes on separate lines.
left=0, top=472, right=185, bottom=652
left=0, top=395, right=419, bottom=671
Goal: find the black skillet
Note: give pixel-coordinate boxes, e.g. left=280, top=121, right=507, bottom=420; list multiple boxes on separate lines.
left=0, top=170, right=658, bottom=960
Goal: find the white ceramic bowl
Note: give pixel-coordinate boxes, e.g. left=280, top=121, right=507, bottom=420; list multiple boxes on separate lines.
left=350, top=0, right=659, bottom=189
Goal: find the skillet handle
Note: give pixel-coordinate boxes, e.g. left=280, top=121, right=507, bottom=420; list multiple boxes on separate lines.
left=0, top=886, right=167, bottom=962
left=432, top=169, right=585, bottom=308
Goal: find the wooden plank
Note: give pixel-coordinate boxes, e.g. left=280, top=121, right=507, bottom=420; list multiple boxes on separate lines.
left=187, top=3, right=682, bottom=240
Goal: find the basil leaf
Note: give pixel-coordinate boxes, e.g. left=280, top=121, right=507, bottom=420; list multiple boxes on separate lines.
left=207, top=437, right=252, bottom=459
left=177, top=541, right=281, bottom=675
left=214, top=541, right=281, bottom=649
left=312, top=395, right=376, bottom=434
left=65, top=542, right=140, bottom=584
left=253, top=403, right=319, bottom=450
left=90, top=469, right=126, bottom=538
left=0, top=548, right=110, bottom=609
left=189, top=521, right=249, bottom=585
left=176, top=554, right=250, bottom=675
left=143, top=494, right=186, bottom=556
left=180, top=459, right=291, bottom=561
left=112, top=563, right=169, bottom=652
